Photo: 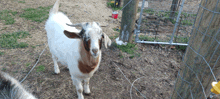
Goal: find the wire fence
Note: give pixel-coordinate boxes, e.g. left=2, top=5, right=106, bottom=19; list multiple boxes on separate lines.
left=171, top=0, right=220, bottom=98
left=135, top=0, right=200, bottom=46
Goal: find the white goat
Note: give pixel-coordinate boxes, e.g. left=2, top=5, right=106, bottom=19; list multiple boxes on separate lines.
left=0, top=71, right=37, bottom=99
left=45, top=0, right=111, bottom=99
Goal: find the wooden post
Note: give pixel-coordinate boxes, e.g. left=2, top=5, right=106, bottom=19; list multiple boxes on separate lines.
left=171, top=0, right=220, bottom=98
left=119, top=0, right=139, bottom=42
left=170, top=0, right=179, bottom=20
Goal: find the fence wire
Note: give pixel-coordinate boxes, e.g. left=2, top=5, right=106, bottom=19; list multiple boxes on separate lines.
left=135, top=0, right=200, bottom=46
left=171, top=0, right=220, bottom=98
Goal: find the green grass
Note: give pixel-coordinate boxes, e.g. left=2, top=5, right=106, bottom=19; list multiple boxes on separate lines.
left=0, top=31, right=30, bottom=48
left=20, top=6, right=52, bottom=22
left=139, top=35, right=159, bottom=41
left=0, top=51, right=4, bottom=56
left=2, top=68, right=6, bottom=71
left=181, top=20, right=193, bottom=26
left=0, top=10, right=17, bottom=25
left=18, top=1, right=25, bottom=3
left=26, top=62, right=31, bottom=67
left=11, top=61, right=16, bottom=65
left=31, top=45, right=36, bottom=48
left=144, top=9, right=155, bottom=15
left=116, top=43, right=136, bottom=54
left=174, top=36, right=189, bottom=43
left=119, top=52, right=123, bottom=58
left=109, top=33, right=119, bottom=39
left=36, top=65, right=45, bottom=72
left=174, top=36, right=189, bottom=51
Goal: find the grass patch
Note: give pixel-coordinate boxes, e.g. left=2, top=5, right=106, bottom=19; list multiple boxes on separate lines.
left=0, top=31, right=30, bottom=48
left=2, top=68, right=6, bottom=71
left=113, top=28, right=120, bottom=32
left=139, top=35, right=159, bottom=41
left=36, top=65, right=45, bottom=72
left=11, top=61, right=16, bottom=65
left=109, top=33, right=119, bottom=39
left=181, top=20, right=193, bottom=26
left=20, top=6, right=52, bottom=22
left=26, top=62, right=31, bottom=67
left=0, top=51, right=4, bottom=56
left=144, top=9, right=155, bottom=15
left=18, top=1, right=25, bottom=3
left=174, top=36, right=189, bottom=43
left=31, top=45, right=36, bottom=48
left=0, top=10, right=17, bottom=25
left=116, top=43, right=136, bottom=54
left=174, top=36, right=189, bottom=51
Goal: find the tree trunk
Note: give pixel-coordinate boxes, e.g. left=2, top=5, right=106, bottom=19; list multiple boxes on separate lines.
left=170, top=0, right=179, bottom=20
left=120, top=0, right=139, bottom=42
left=171, top=0, right=220, bottom=98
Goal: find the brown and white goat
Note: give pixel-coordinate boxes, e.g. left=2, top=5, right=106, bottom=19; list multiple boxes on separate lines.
left=0, top=71, right=37, bottom=99
left=45, top=0, right=111, bottom=99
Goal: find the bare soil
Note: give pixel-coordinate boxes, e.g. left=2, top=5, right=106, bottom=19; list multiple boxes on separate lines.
left=0, top=0, right=192, bottom=99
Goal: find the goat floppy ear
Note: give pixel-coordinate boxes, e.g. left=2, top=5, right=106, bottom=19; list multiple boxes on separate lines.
left=64, top=30, right=81, bottom=38
left=102, top=32, right=112, bottom=48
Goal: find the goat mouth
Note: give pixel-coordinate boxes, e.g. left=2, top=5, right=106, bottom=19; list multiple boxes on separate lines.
left=92, top=53, right=98, bottom=58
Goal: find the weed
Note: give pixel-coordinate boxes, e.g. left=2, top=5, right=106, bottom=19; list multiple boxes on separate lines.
left=36, top=65, right=45, bottom=72
left=139, top=35, right=158, bottom=41
left=18, top=1, right=25, bottom=3
left=129, top=55, right=135, bottom=59
left=119, top=52, right=123, bottom=58
left=110, top=33, right=119, bottom=39
left=143, top=9, right=155, bottom=15
left=181, top=20, right=193, bottom=26
left=113, top=28, right=120, bottom=32
left=0, top=10, right=17, bottom=25
left=0, top=51, right=4, bottom=56
left=31, top=45, right=36, bottom=48
left=174, top=36, right=189, bottom=51
left=174, top=36, right=189, bottom=43
left=19, top=42, right=28, bottom=48
left=116, top=43, right=136, bottom=54
left=0, top=27, right=7, bottom=31
left=20, top=6, right=52, bottom=22
left=2, top=68, right=6, bottom=71
left=29, top=53, right=34, bottom=55
left=0, top=31, right=30, bottom=48
left=26, top=62, right=31, bottom=67
left=13, top=71, right=18, bottom=73
left=11, top=61, right=16, bottom=65
left=137, top=53, right=141, bottom=57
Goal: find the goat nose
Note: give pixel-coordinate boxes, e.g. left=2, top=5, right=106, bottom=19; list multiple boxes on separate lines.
left=92, top=49, right=98, bottom=54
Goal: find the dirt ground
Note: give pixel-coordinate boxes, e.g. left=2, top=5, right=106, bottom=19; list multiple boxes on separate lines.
left=0, top=0, right=196, bottom=99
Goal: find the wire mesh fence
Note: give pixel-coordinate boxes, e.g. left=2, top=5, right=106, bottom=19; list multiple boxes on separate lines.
left=135, top=0, right=200, bottom=46
left=171, top=0, right=220, bottom=98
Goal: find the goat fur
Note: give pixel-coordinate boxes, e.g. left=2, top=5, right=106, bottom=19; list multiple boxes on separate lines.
left=45, top=0, right=111, bottom=99
left=0, top=71, right=37, bottom=99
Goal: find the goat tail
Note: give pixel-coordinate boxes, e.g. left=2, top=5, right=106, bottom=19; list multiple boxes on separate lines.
left=49, top=0, right=60, bottom=15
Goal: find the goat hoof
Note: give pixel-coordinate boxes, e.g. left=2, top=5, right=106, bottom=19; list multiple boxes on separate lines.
left=52, top=72, right=59, bottom=75
left=83, top=92, right=91, bottom=96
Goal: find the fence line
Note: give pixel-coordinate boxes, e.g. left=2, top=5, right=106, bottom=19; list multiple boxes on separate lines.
left=171, top=0, right=220, bottom=98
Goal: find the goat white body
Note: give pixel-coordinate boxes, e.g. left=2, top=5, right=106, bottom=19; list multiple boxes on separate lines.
left=0, top=72, right=37, bottom=99
left=45, top=0, right=109, bottom=99
left=45, top=11, right=101, bottom=79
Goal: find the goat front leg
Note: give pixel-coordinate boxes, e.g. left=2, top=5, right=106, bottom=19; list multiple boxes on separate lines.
left=71, top=76, right=84, bottom=99
left=52, top=54, right=60, bottom=74
left=83, top=78, right=91, bottom=95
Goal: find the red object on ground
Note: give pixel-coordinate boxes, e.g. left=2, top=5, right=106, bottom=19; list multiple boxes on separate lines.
left=112, top=11, right=118, bottom=19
